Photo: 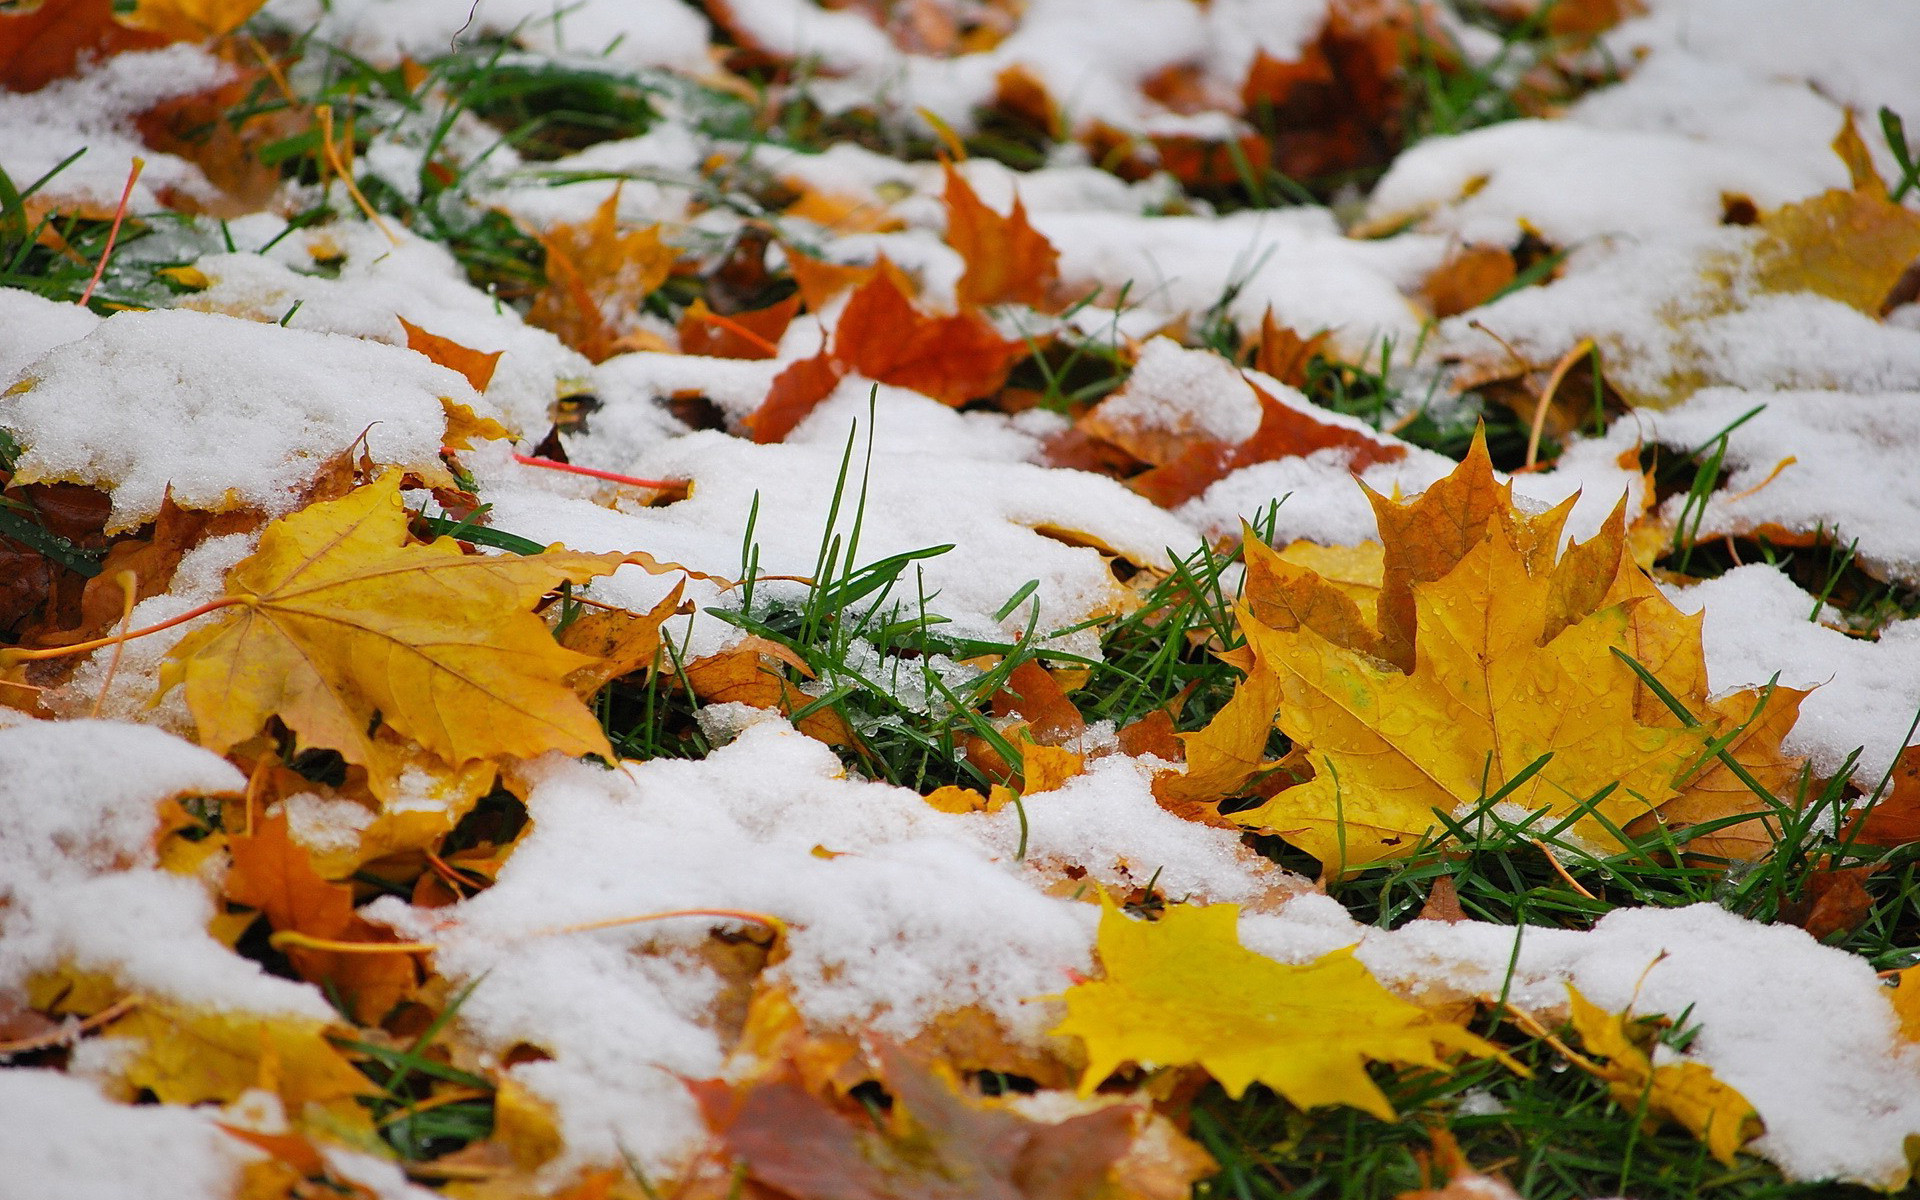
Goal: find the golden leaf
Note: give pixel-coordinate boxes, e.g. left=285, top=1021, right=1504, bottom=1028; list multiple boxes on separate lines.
left=1160, top=436, right=1800, bottom=871
left=558, top=579, right=686, bottom=698
left=159, top=473, right=671, bottom=798
left=1752, top=186, right=1920, bottom=316
left=113, top=0, right=266, bottom=42
left=1565, top=987, right=1762, bottom=1165
left=1053, top=900, right=1509, bottom=1119
left=100, top=1001, right=376, bottom=1116
left=1231, top=523, right=1695, bottom=871
left=527, top=191, right=677, bottom=362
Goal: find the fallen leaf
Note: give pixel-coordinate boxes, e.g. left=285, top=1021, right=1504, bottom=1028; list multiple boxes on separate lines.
left=559, top=579, right=686, bottom=697
left=1231, top=522, right=1695, bottom=871
left=1018, top=734, right=1085, bottom=796
left=1157, top=436, right=1798, bottom=870
left=226, top=806, right=419, bottom=1023
left=743, top=345, right=844, bottom=443
left=1054, top=900, right=1508, bottom=1117
left=1150, top=657, right=1283, bottom=813
left=1891, top=967, right=1920, bottom=1043
left=1417, top=876, right=1469, bottom=923
left=785, top=249, right=914, bottom=313
left=1752, top=185, right=1920, bottom=316
left=0, top=0, right=165, bottom=91
left=527, top=191, right=678, bottom=362
left=112, top=0, right=267, bottom=42
left=1422, top=245, right=1518, bottom=318
left=1846, top=744, right=1920, bottom=846
left=158, top=472, right=667, bottom=798
left=695, top=1042, right=1143, bottom=1200
left=398, top=316, right=503, bottom=394
left=680, top=637, right=860, bottom=747
left=1782, top=860, right=1881, bottom=942
left=991, top=660, right=1086, bottom=746
left=1564, top=986, right=1762, bottom=1165
left=679, top=294, right=801, bottom=360
left=943, top=164, right=1061, bottom=309
left=1127, top=379, right=1406, bottom=509
left=100, top=1000, right=376, bottom=1116
left=1245, top=312, right=1331, bottom=389
left=833, top=269, right=1027, bottom=406
left=1396, top=1124, right=1521, bottom=1200
left=1116, top=709, right=1184, bottom=762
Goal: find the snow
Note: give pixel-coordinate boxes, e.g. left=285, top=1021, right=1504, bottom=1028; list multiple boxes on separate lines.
left=0, top=720, right=330, bottom=1018
left=1037, top=207, right=1444, bottom=359
left=1628, top=388, right=1920, bottom=582
left=481, top=420, right=1195, bottom=657
left=1249, top=900, right=1920, bottom=1187
left=261, top=0, right=713, bottom=72
left=368, top=724, right=1102, bottom=1174
left=3, top=308, right=473, bottom=531
left=1667, top=566, right=1920, bottom=782
left=0, top=1071, right=263, bottom=1200
left=182, top=222, right=590, bottom=438
left=0, top=46, right=232, bottom=214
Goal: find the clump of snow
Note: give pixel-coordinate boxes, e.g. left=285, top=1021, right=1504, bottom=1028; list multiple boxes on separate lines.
left=0, top=46, right=232, bottom=214
left=183, top=222, right=589, bottom=436
left=1036, top=208, right=1444, bottom=360
left=479, top=420, right=1194, bottom=659
left=1261, top=901, right=1920, bottom=1188
left=1094, top=337, right=1265, bottom=446
left=1434, top=230, right=1920, bottom=408
left=0, top=719, right=329, bottom=1017
left=0, top=289, right=99, bottom=384
left=2, top=308, right=471, bottom=530
left=1666, top=565, right=1920, bottom=782
left=1614, top=388, right=1920, bottom=582
left=368, top=724, right=1100, bottom=1174
left=1367, top=120, right=1831, bottom=245
left=0, top=1070, right=263, bottom=1200
left=261, top=0, right=712, bottom=72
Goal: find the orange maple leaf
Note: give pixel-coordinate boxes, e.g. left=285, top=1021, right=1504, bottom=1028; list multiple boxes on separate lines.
left=1123, top=378, right=1406, bottom=509
left=226, top=806, right=417, bottom=1023
left=742, top=268, right=1027, bottom=440
left=942, top=164, right=1060, bottom=309
left=833, top=268, right=1027, bottom=405
left=679, top=294, right=800, bottom=360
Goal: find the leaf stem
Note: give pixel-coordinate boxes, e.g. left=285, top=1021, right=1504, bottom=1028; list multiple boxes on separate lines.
left=510, top=452, right=680, bottom=490
left=78, top=156, right=143, bottom=307
left=2, top=595, right=245, bottom=662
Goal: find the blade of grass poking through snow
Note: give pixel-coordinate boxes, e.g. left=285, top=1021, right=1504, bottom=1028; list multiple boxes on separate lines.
left=1882, top=107, right=1919, bottom=202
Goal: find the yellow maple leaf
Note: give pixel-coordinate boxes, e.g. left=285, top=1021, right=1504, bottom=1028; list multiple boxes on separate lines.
left=1163, top=433, right=1801, bottom=871
left=113, top=0, right=265, bottom=40
left=1053, top=901, right=1510, bottom=1119
left=1231, top=521, right=1697, bottom=871
left=527, top=190, right=677, bottom=362
left=1564, top=987, right=1762, bottom=1165
left=158, top=472, right=673, bottom=798
left=1751, top=185, right=1920, bottom=316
